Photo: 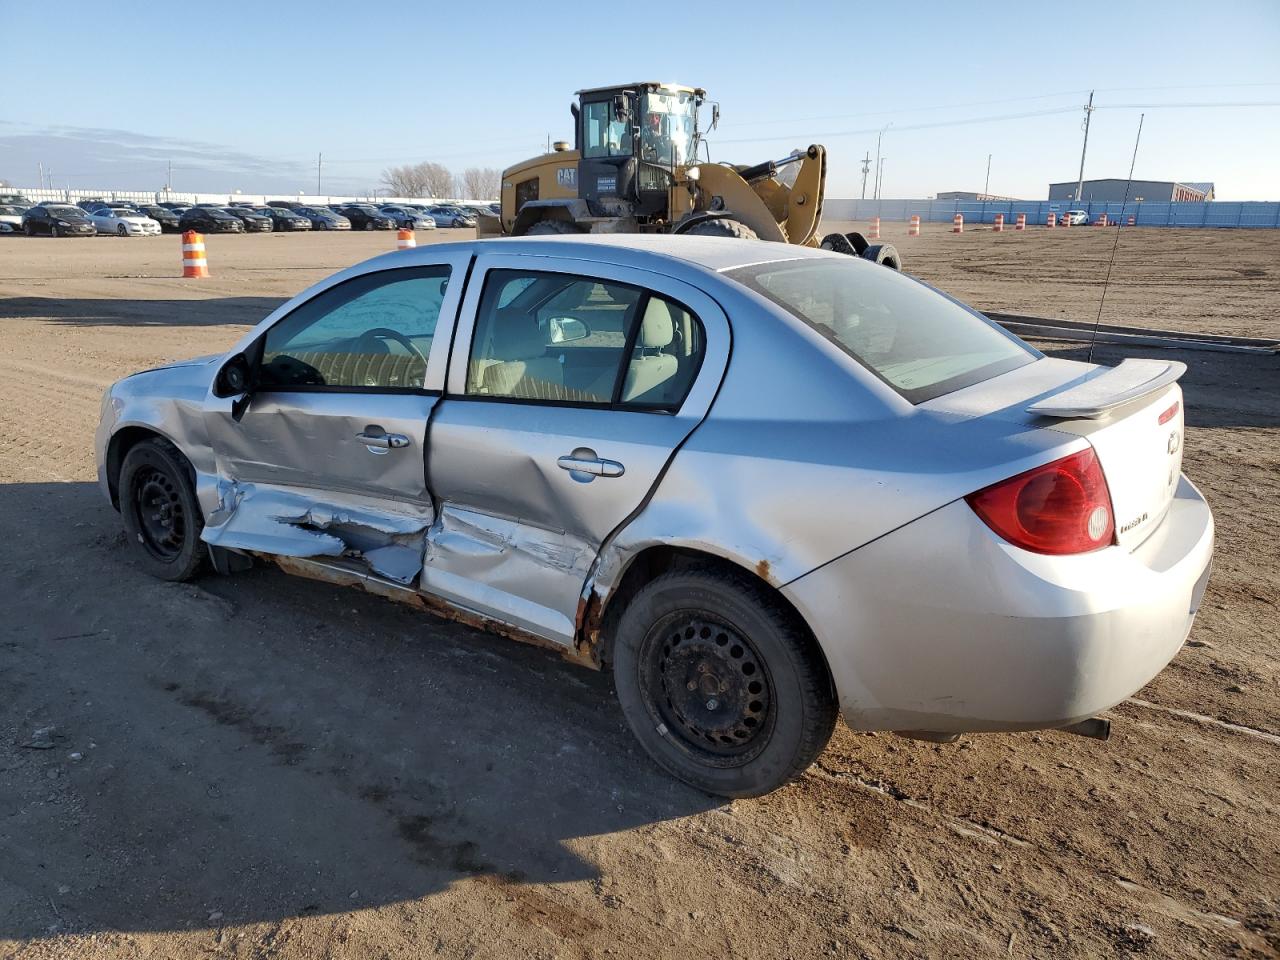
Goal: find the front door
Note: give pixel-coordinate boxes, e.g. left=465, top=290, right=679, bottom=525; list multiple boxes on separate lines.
left=201, top=252, right=471, bottom=581
left=424, top=253, right=729, bottom=646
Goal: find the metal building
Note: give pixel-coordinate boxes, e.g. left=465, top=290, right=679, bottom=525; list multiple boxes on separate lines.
left=1048, top=179, right=1214, bottom=202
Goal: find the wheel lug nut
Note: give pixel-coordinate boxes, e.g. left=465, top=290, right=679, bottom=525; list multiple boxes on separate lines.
left=706, top=698, right=719, bottom=710
left=686, top=681, right=697, bottom=691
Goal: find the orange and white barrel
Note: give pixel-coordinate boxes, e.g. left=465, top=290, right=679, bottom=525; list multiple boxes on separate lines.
left=1094, top=214, right=1107, bottom=227
left=952, top=213, right=963, bottom=234
left=1015, top=213, right=1026, bottom=231
left=993, top=213, right=1004, bottom=232
left=1062, top=212, right=1071, bottom=228
left=908, top=214, right=920, bottom=237
left=1127, top=215, right=1136, bottom=226
left=396, top=228, right=416, bottom=250
left=868, top=217, right=880, bottom=240
left=1047, top=212, right=1057, bottom=228
left=181, top=231, right=208, bottom=278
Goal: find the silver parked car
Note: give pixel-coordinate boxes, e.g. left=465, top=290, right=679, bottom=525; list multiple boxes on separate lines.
left=95, top=236, right=1213, bottom=797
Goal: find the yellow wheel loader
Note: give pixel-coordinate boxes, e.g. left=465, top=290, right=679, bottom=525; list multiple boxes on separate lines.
left=476, top=81, right=901, bottom=269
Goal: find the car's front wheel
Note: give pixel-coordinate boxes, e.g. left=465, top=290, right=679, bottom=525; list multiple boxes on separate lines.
left=119, top=438, right=205, bottom=582
left=612, top=566, right=838, bottom=797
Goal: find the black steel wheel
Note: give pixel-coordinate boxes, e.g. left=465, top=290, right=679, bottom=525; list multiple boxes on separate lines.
left=613, top=566, right=837, bottom=797
left=119, top=438, right=205, bottom=581
left=641, top=614, right=774, bottom=761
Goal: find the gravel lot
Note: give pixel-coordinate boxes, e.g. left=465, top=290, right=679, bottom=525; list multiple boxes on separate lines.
left=1, top=227, right=1277, bottom=959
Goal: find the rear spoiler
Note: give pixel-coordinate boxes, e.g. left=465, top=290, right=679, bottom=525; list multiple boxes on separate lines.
left=1026, top=358, right=1186, bottom=419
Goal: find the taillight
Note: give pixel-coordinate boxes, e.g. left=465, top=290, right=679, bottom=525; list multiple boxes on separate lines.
left=965, top=448, right=1116, bottom=555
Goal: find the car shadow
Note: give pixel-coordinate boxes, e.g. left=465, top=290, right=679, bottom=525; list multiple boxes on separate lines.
left=0, top=481, right=721, bottom=939
left=0, top=296, right=285, bottom=328
left=1039, top=341, right=1280, bottom=430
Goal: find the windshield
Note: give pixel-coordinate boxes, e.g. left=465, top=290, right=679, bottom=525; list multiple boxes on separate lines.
left=582, top=99, right=631, bottom=159
left=640, top=89, right=697, bottom=165
left=728, top=259, right=1036, bottom=403
left=0, top=206, right=21, bottom=215
left=46, top=206, right=82, bottom=217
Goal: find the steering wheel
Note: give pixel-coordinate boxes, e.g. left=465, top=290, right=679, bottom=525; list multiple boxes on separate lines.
left=355, top=327, right=429, bottom=366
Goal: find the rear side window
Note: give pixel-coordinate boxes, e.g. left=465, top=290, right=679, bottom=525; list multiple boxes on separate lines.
left=466, top=269, right=704, bottom=410
left=728, top=259, right=1035, bottom=403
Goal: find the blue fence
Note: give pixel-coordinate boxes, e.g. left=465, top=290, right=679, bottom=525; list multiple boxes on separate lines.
left=823, top=198, right=1280, bottom=228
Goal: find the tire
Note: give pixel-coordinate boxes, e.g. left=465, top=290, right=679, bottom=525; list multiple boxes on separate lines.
left=119, top=438, right=205, bottom=582
left=117, top=224, right=128, bottom=237
left=612, top=566, right=838, bottom=797
left=862, top=242, right=901, bottom=270
left=523, top=219, right=584, bottom=236
left=682, top=218, right=759, bottom=240
left=365, top=221, right=374, bottom=231
left=24, top=223, right=34, bottom=237
left=51, top=224, right=62, bottom=238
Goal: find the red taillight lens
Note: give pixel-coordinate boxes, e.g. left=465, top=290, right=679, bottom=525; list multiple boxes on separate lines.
left=965, top=448, right=1116, bottom=555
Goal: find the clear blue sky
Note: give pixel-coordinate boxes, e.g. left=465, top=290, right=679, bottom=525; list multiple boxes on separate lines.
left=2, top=0, right=1278, bottom=199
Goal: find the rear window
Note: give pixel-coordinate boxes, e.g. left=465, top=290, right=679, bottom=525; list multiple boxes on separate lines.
left=727, top=258, right=1035, bottom=403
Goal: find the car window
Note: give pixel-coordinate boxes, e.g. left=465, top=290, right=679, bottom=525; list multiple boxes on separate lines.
left=258, top=266, right=451, bottom=391
left=728, top=258, right=1035, bottom=403
left=466, top=269, right=704, bottom=410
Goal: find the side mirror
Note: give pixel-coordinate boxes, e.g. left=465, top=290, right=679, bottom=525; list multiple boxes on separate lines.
left=612, top=93, right=630, bottom=124
left=214, top=352, right=254, bottom=398
left=548, top=316, right=589, bottom=344
left=710, top=103, right=721, bottom=131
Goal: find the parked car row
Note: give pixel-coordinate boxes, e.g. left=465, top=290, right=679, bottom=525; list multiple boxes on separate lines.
left=2, top=198, right=496, bottom=237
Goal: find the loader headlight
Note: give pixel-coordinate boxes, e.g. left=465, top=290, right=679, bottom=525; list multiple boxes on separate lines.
left=685, top=167, right=700, bottom=181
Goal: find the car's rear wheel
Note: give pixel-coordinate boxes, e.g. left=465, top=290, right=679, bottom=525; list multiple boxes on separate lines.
left=119, top=438, right=205, bottom=582
left=612, top=566, right=838, bottom=797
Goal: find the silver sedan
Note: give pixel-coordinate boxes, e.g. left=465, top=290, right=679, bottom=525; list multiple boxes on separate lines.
left=95, top=236, right=1213, bottom=796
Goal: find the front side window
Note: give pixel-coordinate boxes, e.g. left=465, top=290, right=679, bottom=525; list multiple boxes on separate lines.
left=582, top=100, right=631, bottom=159
left=728, top=259, right=1035, bottom=403
left=258, top=266, right=450, bottom=391
left=467, top=269, right=704, bottom=410
left=640, top=89, right=697, bottom=165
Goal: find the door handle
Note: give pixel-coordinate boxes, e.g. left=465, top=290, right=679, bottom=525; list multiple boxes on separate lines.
left=356, top=430, right=410, bottom=449
left=557, top=451, right=625, bottom=480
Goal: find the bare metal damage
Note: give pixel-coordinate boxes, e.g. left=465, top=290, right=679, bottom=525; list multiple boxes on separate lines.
left=202, top=480, right=434, bottom=584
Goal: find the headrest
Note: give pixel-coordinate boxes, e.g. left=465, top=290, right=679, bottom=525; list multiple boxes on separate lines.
left=489, top=315, right=546, bottom=361
left=638, top=299, right=675, bottom=349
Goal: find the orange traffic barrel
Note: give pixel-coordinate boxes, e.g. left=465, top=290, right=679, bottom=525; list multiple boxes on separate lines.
left=396, top=228, right=416, bottom=250
left=993, top=213, right=1004, bottom=232
left=868, top=217, right=880, bottom=240
left=181, top=231, right=208, bottom=278
left=908, top=215, right=920, bottom=237
left=952, top=213, right=963, bottom=234
left=1015, top=213, right=1026, bottom=231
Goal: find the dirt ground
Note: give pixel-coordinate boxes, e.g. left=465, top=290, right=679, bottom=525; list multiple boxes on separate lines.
left=0, top=226, right=1277, bottom=960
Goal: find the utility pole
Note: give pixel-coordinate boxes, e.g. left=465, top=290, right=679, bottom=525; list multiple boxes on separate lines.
left=38, top=162, right=44, bottom=189
left=316, top=152, right=323, bottom=195
left=1074, top=90, right=1095, bottom=203
left=876, top=158, right=886, bottom=200
left=873, top=123, right=891, bottom=200
left=167, top=159, right=172, bottom=192
left=984, top=153, right=992, bottom=197
left=860, top=152, right=871, bottom=199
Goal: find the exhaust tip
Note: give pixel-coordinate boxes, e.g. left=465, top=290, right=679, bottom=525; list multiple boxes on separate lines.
left=1059, top=717, right=1111, bottom=741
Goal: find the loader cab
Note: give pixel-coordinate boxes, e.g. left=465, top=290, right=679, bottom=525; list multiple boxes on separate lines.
left=575, top=82, right=704, bottom=222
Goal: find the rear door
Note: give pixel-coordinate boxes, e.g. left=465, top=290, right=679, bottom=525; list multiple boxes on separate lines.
left=201, top=250, right=472, bottom=579
left=423, top=252, right=730, bottom=647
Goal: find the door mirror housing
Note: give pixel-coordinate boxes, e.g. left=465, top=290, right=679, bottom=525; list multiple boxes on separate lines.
left=548, top=316, right=589, bottom=344
left=214, top=352, right=254, bottom=398
left=612, top=93, right=631, bottom=124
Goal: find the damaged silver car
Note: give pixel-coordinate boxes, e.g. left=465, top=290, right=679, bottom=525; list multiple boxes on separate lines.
left=97, top=235, right=1213, bottom=797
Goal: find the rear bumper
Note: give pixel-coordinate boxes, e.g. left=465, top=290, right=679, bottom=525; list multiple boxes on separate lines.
left=784, top=474, right=1214, bottom=733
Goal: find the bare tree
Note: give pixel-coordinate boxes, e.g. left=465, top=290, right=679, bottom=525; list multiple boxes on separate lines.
left=380, top=161, right=456, bottom=199
left=460, top=166, right=500, bottom=201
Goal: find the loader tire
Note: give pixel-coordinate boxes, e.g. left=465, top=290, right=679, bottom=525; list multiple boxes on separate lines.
left=524, top=219, right=584, bottom=236
left=684, top=218, right=759, bottom=241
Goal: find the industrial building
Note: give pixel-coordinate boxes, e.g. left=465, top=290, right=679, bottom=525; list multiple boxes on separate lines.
left=1048, top=179, right=1215, bottom=202
left=935, top=191, right=1022, bottom=202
